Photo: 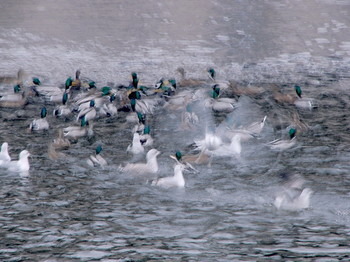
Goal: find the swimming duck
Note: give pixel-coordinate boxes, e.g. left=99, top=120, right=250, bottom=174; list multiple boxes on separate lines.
left=75, top=86, right=111, bottom=111
left=139, top=126, right=154, bottom=147
left=31, top=77, right=66, bottom=103
left=126, top=132, right=145, bottom=156
left=268, top=128, right=297, bottom=150
left=2, top=150, right=30, bottom=173
left=121, top=148, right=160, bottom=177
left=176, top=67, right=206, bottom=87
left=0, top=142, right=11, bottom=163
left=29, top=107, right=49, bottom=131
left=76, top=99, right=97, bottom=122
left=0, top=69, right=25, bottom=85
left=53, top=92, right=72, bottom=118
left=71, top=70, right=82, bottom=89
left=293, top=85, right=318, bottom=110
left=152, top=163, right=186, bottom=188
left=204, top=85, right=237, bottom=113
left=63, top=117, right=94, bottom=139
left=87, top=145, right=107, bottom=167
left=0, top=84, right=30, bottom=108
left=52, top=129, right=71, bottom=150
left=99, top=94, right=118, bottom=117
left=207, top=67, right=230, bottom=90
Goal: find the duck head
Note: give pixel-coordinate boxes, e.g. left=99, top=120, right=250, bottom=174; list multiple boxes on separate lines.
left=40, top=107, right=47, bottom=118
left=143, top=125, right=150, bottom=135
left=175, top=151, right=182, bottom=161
left=289, top=128, right=296, bottom=139
left=89, top=81, right=96, bottom=89
left=32, top=77, right=41, bottom=86
left=89, top=100, right=95, bottom=108
left=14, top=84, right=21, bottom=93
left=95, top=145, right=103, bottom=155
left=75, top=70, right=81, bottom=80
left=208, top=68, right=216, bottom=80
left=212, top=84, right=220, bottom=98
left=295, top=85, right=302, bottom=98
left=131, top=72, right=138, bottom=88
left=65, top=77, right=73, bottom=89
left=137, top=112, right=145, bottom=124
left=101, top=86, right=111, bottom=96
left=62, top=92, right=69, bottom=105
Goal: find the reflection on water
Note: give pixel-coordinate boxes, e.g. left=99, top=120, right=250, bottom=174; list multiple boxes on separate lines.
left=1, top=0, right=350, bottom=261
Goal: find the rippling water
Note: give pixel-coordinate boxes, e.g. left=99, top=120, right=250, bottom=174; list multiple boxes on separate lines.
left=1, top=0, right=350, bottom=261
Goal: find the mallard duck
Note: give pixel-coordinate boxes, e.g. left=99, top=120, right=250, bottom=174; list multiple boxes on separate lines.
left=293, top=85, right=318, bottom=110
left=204, top=85, right=237, bottom=113
left=63, top=117, right=94, bottom=139
left=87, top=145, right=107, bottom=167
left=75, top=86, right=111, bottom=111
left=0, top=142, right=11, bottom=163
left=268, top=128, right=297, bottom=150
left=152, top=163, right=186, bottom=188
left=99, top=94, right=118, bottom=117
left=53, top=92, right=72, bottom=117
left=29, top=107, right=49, bottom=131
left=126, top=132, right=145, bottom=156
left=76, top=99, right=97, bottom=122
left=121, top=148, right=160, bottom=177
left=207, top=67, right=230, bottom=89
left=31, top=77, right=66, bottom=103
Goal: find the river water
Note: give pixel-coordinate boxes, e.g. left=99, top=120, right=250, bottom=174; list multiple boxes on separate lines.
left=1, top=0, right=350, bottom=261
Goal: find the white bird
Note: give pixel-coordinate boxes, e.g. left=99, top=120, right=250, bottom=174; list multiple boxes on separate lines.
left=274, top=173, right=312, bottom=211
left=29, top=107, right=49, bottom=131
left=274, top=187, right=313, bottom=211
left=0, top=142, right=11, bottom=163
left=121, top=149, right=160, bottom=177
left=211, top=134, right=242, bottom=157
left=87, top=145, right=107, bottom=167
left=152, top=163, right=186, bottom=188
left=126, top=132, right=145, bottom=155
left=195, top=133, right=223, bottom=152
left=3, top=150, right=30, bottom=173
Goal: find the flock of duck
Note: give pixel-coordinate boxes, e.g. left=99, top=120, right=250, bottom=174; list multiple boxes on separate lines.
left=0, top=67, right=316, bottom=211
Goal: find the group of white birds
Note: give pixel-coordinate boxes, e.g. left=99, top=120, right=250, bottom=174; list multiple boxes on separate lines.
left=0, top=67, right=316, bottom=210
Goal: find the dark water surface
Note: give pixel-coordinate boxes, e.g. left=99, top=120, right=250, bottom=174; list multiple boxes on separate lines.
left=1, top=0, right=350, bottom=261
